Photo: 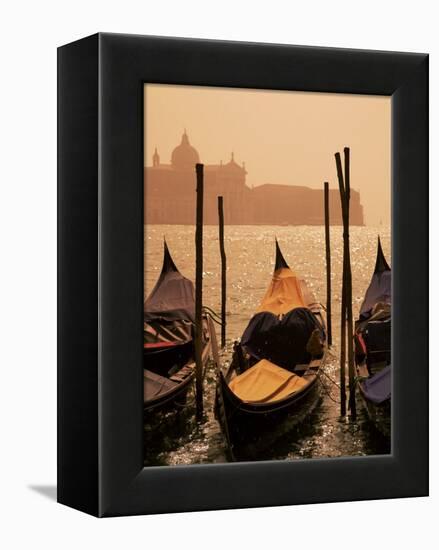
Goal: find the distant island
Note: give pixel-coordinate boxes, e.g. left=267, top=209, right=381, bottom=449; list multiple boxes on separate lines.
left=144, top=131, right=364, bottom=226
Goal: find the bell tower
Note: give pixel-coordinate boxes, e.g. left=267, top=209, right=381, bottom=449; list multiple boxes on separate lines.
left=152, top=147, right=160, bottom=167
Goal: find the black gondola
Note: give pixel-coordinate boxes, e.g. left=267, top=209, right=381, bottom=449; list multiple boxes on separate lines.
left=215, top=240, right=327, bottom=459
left=144, top=240, right=214, bottom=414
left=354, top=237, right=391, bottom=437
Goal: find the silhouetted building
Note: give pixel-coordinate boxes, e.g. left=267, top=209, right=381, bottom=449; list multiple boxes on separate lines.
left=144, top=132, right=364, bottom=225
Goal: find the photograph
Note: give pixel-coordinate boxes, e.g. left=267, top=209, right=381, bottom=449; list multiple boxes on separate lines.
left=1, top=0, right=432, bottom=542
left=143, top=84, right=391, bottom=465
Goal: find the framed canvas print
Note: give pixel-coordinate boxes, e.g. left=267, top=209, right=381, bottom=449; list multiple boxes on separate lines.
left=58, top=33, right=428, bottom=517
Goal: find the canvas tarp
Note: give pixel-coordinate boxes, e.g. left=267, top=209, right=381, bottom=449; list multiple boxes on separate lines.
left=361, top=364, right=391, bottom=403
left=360, top=271, right=391, bottom=319
left=241, top=307, right=323, bottom=371
left=240, top=240, right=324, bottom=371
left=144, top=242, right=195, bottom=323
left=229, top=359, right=308, bottom=403
left=256, top=267, right=306, bottom=316
left=356, top=302, right=391, bottom=332
left=360, top=238, right=391, bottom=319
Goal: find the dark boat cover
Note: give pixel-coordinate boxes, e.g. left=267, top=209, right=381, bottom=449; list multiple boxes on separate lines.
left=241, top=241, right=324, bottom=371
left=361, top=364, right=391, bottom=404
left=360, top=237, right=391, bottom=319
left=144, top=241, right=195, bottom=323
left=242, top=307, right=323, bottom=371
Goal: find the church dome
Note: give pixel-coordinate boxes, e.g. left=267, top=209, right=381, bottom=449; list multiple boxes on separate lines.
left=171, top=131, right=200, bottom=170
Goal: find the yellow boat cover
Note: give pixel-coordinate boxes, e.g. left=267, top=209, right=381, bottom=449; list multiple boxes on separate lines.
left=256, top=267, right=306, bottom=316
left=229, top=359, right=308, bottom=403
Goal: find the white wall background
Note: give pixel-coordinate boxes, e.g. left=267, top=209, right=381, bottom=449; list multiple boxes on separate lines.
left=0, top=1, right=435, bottom=547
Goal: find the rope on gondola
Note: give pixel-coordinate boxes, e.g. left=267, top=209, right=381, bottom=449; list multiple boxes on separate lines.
left=202, top=306, right=223, bottom=326
left=318, top=377, right=340, bottom=404
left=318, top=376, right=340, bottom=404
left=175, top=314, right=220, bottom=409
left=317, top=368, right=342, bottom=404
left=317, top=368, right=362, bottom=407
left=319, top=367, right=341, bottom=389
left=318, top=377, right=341, bottom=404
left=207, top=316, right=223, bottom=326
left=172, top=357, right=212, bottom=409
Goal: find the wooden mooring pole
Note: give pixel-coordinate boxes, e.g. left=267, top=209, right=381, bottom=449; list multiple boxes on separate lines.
left=217, top=196, right=227, bottom=348
left=195, top=163, right=204, bottom=420
left=335, top=153, right=347, bottom=416
left=344, top=148, right=356, bottom=420
left=324, top=182, right=332, bottom=347
left=335, top=148, right=356, bottom=419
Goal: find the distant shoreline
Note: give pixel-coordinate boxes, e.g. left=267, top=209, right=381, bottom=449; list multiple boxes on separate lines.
left=143, top=222, right=367, bottom=227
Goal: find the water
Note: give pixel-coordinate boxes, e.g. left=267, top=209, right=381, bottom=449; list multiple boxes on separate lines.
left=144, top=224, right=391, bottom=465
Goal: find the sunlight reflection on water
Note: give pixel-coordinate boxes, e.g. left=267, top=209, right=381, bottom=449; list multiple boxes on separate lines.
left=144, top=225, right=391, bottom=465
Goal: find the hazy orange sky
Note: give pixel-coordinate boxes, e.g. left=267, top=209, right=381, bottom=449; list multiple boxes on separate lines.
left=144, top=84, right=391, bottom=225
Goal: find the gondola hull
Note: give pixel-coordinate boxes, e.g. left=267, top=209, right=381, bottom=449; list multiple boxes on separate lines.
left=217, top=369, right=321, bottom=459
left=214, top=241, right=327, bottom=460
left=355, top=353, right=391, bottom=438
left=144, top=241, right=216, bottom=416
left=354, top=237, right=391, bottom=438
left=144, top=370, right=193, bottom=414
left=144, top=317, right=214, bottom=415
left=358, top=383, right=391, bottom=438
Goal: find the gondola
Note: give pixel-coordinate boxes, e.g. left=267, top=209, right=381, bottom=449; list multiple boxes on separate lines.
left=215, top=240, right=327, bottom=459
left=144, top=241, right=215, bottom=414
left=354, top=237, right=391, bottom=437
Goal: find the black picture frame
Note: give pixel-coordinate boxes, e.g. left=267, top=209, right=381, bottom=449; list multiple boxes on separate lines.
left=57, top=33, right=428, bottom=517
